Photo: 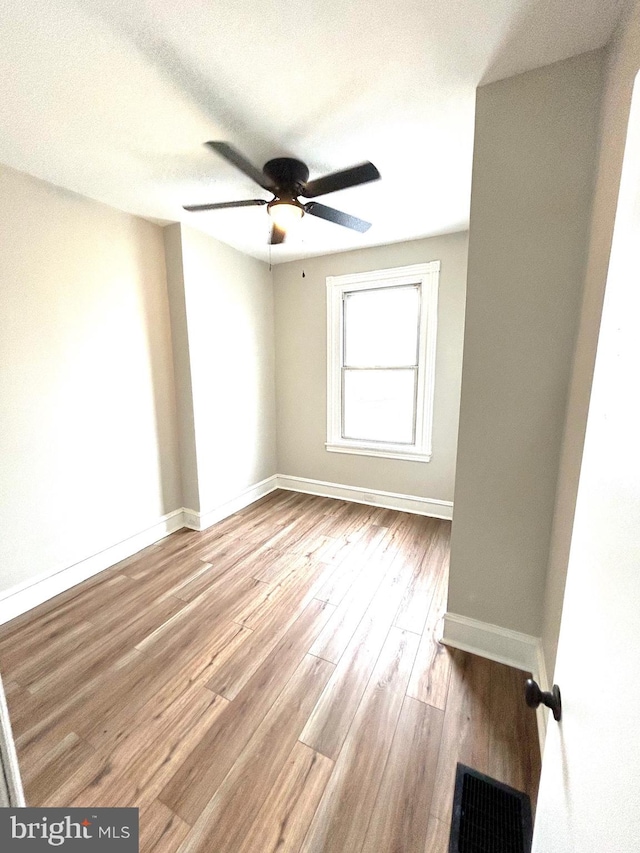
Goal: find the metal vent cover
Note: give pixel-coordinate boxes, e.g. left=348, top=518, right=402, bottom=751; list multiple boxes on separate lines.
left=449, top=764, right=532, bottom=853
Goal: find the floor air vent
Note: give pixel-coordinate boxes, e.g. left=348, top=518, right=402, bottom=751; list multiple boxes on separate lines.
left=449, top=764, right=533, bottom=853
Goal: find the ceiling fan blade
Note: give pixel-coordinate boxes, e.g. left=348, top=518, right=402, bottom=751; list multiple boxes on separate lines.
left=270, top=224, right=286, bottom=245
left=305, top=202, right=372, bottom=232
left=183, top=199, right=268, bottom=212
left=206, top=142, right=275, bottom=191
left=300, top=162, right=380, bottom=198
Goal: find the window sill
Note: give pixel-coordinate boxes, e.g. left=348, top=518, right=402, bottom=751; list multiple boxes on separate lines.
left=325, top=442, right=432, bottom=463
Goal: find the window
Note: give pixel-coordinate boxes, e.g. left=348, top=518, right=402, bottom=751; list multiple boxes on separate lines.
left=326, top=262, right=439, bottom=462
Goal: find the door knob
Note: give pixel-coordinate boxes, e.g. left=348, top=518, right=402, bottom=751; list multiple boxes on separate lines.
left=525, top=679, right=562, bottom=721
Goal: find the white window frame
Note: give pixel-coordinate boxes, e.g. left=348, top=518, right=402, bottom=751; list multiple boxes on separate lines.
left=326, top=261, right=439, bottom=462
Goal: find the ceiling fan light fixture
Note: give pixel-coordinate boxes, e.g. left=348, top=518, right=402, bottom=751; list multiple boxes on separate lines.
left=267, top=198, right=304, bottom=230
left=184, top=143, right=379, bottom=243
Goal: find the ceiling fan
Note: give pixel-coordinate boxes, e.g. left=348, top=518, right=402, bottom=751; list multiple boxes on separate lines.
left=183, top=141, right=381, bottom=245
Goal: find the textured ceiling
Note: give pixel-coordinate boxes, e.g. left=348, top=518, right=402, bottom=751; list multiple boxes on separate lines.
left=0, top=0, right=625, bottom=262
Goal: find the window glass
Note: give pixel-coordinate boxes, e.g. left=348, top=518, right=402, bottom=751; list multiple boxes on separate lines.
left=343, top=285, right=420, bottom=367
left=343, top=369, right=415, bottom=443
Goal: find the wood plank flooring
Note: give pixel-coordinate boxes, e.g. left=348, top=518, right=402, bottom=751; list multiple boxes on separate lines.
left=0, top=490, right=541, bottom=852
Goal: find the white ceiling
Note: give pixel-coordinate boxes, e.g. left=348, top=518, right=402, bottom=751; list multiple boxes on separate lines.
left=0, top=0, right=625, bottom=263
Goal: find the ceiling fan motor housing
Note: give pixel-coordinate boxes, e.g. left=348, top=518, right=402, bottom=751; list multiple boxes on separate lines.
left=263, top=158, right=310, bottom=195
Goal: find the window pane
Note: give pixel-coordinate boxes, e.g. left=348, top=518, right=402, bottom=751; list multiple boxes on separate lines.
left=343, top=369, right=415, bottom=443
left=344, top=285, right=419, bottom=367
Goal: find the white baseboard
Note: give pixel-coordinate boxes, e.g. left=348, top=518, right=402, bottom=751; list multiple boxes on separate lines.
left=442, top=612, right=539, bottom=672
left=0, top=472, right=448, bottom=630
left=183, top=475, right=278, bottom=531
left=0, top=509, right=185, bottom=627
left=0, top=476, right=281, bottom=625
left=442, top=612, right=548, bottom=756
left=276, top=474, right=453, bottom=520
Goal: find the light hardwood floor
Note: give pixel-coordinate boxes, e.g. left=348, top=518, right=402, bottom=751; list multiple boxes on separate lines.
left=0, top=490, right=540, bottom=852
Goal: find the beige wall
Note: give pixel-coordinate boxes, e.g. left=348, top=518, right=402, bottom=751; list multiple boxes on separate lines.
left=541, top=4, right=640, bottom=680
left=273, top=232, right=468, bottom=501
left=163, top=224, right=200, bottom=511
left=448, top=51, right=605, bottom=636
left=0, top=165, right=181, bottom=595
left=171, top=225, right=277, bottom=514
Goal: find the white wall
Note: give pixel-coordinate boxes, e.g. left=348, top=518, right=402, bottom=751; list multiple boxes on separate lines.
left=0, top=165, right=181, bottom=595
left=166, top=224, right=277, bottom=516
left=273, top=232, right=468, bottom=502
left=448, top=51, right=605, bottom=637
left=541, top=3, right=640, bottom=681
left=533, top=17, right=640, bottom=848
